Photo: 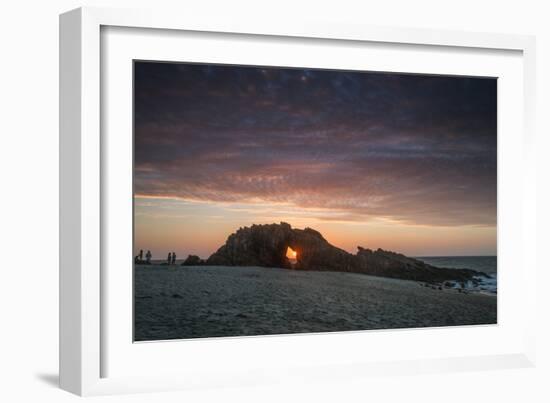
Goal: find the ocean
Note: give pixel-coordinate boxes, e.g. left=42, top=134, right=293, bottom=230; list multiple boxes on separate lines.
left=416, top=256, right=497, bottom=294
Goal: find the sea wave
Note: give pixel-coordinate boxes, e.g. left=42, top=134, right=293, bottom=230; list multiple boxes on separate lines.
left=443, top=274, right=497, bottom=294
left=417, top=256, right=497, bottom=294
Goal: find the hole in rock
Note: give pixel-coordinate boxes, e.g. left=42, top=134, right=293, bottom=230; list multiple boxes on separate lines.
left=286, top=246, right=298, bottom=267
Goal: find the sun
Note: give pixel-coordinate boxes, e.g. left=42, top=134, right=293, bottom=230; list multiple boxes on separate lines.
left=286, top=246, right=297, bottom=260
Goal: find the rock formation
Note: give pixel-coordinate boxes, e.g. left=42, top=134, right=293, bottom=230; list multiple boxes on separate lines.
left=355, top=247, right=481, bottom=283
left=181, top=254, right=204, bottom=266
left=206, top=222, right=486, bottom=283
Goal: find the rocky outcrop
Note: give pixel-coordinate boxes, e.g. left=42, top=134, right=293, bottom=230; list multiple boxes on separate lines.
left=207, top=222, right=295, bottom=268
left=206, top=222, right=486, bottom=283
left=354, top=247, right=480, bottom=283
left=181, top=255, right=204, bottom=266
left=206, top=222, right=357, bottom=272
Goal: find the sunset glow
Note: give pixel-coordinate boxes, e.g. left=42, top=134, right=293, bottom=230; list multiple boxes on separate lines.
left=286, top=247, right=297, bottom=260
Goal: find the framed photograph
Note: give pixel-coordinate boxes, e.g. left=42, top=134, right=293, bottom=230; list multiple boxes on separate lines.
left=60, top=7, right=537, bottom=396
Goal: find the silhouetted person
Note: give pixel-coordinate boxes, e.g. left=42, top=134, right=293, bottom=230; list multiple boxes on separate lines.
left=139, top=249, right=143, bottom=261
left=167, top=252, right=172, bottom=264
left=171, top=252, right=176, bottom=265
left=145, top=250, right=152, bottom=263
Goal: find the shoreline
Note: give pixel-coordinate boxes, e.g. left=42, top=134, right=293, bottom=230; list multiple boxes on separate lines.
left=136, top=263, right=497, bottom=295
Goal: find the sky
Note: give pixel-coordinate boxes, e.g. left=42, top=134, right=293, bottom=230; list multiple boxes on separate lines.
left=134, top=61, right=497, bottom=259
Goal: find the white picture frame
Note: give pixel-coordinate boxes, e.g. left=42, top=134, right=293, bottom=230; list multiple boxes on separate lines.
left=59, top=6, right=537, bottom=396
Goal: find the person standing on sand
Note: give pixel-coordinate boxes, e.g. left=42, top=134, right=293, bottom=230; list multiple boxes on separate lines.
left=172, top=252, right=176, bottom=265
left=167, top=252, right=172, bottom=264
left=139, top=249, right=143, bottom=261
left=146, top=250, right=152, bottom=263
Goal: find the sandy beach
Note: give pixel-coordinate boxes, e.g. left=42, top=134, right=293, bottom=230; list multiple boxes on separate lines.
left=134, top=265, right=496, bottom=341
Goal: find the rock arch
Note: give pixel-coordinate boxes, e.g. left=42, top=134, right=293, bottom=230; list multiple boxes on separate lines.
left=206, top=222, right=357, bottom=272
left=205, top=222, right=485, bottom=283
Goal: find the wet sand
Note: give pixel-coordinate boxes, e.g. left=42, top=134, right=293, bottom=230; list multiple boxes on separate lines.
left=134, top=265, right=496, bottom=341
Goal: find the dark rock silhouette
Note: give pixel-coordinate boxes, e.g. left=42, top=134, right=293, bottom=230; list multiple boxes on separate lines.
left=182, top=254, right=204, bottom=266
left=354, top=247, right=480, bottom=283
left=134, top=257, right=151, bottom=265
left=207, top=222, right=485, bottom=283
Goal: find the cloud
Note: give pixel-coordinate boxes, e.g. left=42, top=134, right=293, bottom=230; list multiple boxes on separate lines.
left=134, top=62, right=497, bottom=227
